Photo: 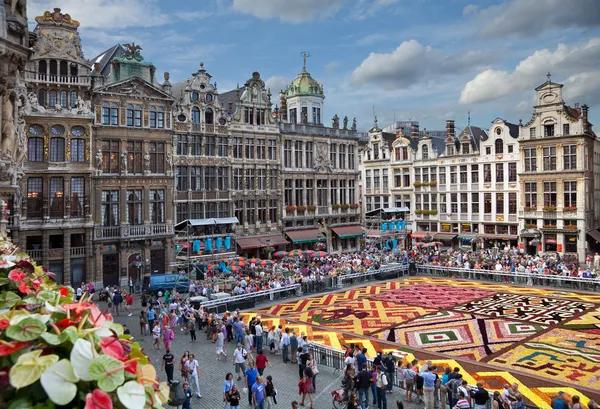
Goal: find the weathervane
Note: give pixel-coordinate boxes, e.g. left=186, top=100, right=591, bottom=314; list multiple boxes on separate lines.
left=301, top=51, right=311, bottom=71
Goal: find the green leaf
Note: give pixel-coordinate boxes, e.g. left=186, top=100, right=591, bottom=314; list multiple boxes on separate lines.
left=9, top=350, right=59, bottom=389
left=7, top=398, right=34, bottom=409
left=89, top=355, right=124, bottom=392
left=129, top=344, right=148, bottom=365
left=117, top=381, right=146, bottom=409
left=0, top=291, right=21, bottom=309
left=0, top=277, right=10, bottom=286
left=40, top=359, right=79, bottom=406
left=62, top=326, right=78, bottom=344
left=111, top=323, right=124, bottom=336
left=40, top=331, right=68, bottom=346
left=36, top=291, right=56, bottom=302
left=6, top=317, right=47, bottom=341
left=22, top=296, right=44, bottom=305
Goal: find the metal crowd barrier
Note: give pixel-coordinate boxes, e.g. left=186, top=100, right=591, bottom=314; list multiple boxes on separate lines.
left=335, top=264, right=410, bottom=287
left=417, top=265, right=600, bottom=292
left=198, top=284, right=301, bottom=313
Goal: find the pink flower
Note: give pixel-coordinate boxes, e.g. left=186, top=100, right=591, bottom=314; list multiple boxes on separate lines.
left=85, top=389, right=113, bottom=409
left=17, top=280, right=32, bottom=295
left=8, top=269, right=25, bottom=282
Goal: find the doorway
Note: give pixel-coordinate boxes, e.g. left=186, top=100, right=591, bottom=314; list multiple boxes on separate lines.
left=102, top=253, right=119, bottom=287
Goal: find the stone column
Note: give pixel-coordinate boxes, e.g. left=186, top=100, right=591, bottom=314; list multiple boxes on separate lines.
left=42, top=230, right=49, bottom=269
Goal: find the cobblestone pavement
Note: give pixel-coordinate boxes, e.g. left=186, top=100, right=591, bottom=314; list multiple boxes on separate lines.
left=110, top=296, right=423, bottom=409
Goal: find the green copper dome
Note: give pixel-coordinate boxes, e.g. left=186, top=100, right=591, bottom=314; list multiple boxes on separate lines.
left=283, top=69, right=324, bottom=99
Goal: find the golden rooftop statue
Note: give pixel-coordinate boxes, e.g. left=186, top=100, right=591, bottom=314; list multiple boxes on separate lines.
left=35, top=8, right=80, bottom=27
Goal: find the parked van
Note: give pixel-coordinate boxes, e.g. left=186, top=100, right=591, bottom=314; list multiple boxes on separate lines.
left=143, top=274, right=189, bottom=295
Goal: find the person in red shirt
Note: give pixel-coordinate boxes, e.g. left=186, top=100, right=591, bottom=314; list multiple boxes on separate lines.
left=255, top=349, right=272, bottom=376
left=125, top=293, right=134, bottom=316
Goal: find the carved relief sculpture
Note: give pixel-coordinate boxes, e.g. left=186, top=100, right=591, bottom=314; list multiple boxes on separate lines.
left=95, top=148, right=103, bottom=173
left=143, top=152, right=150, bottom=173
left=27, top=92, right=45, bottom=113
left=166, top=152, right=173, bottom=172
left=121, top=151, right=127, bottom=174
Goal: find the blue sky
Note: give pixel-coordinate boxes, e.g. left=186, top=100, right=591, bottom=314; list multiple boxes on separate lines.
left=29, top=0, right=600, bottom=132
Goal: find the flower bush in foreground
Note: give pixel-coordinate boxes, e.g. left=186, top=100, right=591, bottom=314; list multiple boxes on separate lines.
left=0, top=233, right=168, bottom=409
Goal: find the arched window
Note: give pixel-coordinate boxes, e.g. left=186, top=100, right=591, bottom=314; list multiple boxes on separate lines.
left=38, top=60, right=47, bottom=75
left=205, top=108, right=214, bottom=124
left=38, top=89, right=46, bottom=107
left=49, top=90, right=57, bottom=107
left=495, top=139, right=504, bottom=154
left=70, top=63, right=78, bottom=76
left=422, top=145, right=429, bottom=159
left=59, top=61, right=68, bottom=76
left=49, top=60, right=57, bottom=76
left=191, top=107, right=200, bottom=123
left=49, top=137, right=65, bottom=162
left=70, top=91, right=78, bottom=108
left=27, top=137, right=44, bottom=162
left=59, top=90, right=68, bottom=108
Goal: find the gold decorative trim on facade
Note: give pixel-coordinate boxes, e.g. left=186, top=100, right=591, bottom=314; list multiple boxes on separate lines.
left=65, top=137, right=71, bottom=159
left=496, top=155, right=503, bottom=159
left=84, top=141, right=90, bottom=162
left=35, top=8, right=81, bottom=27
left=43, top=134, right=49, bottom=160
left=496, top=215, right=505, bottom=222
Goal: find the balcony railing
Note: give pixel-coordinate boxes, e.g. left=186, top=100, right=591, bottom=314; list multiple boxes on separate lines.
left=24, top=71, right=91, bottom=86
left=27, top=249, right=42, bottom=260
left=94, top=223, right=173, bottom=240
left=70, top=247, right=86, bottom=256
left=191, top=123, right=202, bottom=132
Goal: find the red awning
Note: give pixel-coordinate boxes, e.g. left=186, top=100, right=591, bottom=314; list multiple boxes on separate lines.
left=236, top=237, right=263, bottom=250
left=434, top=233, right=457, bottom=240
left=260, top=235, right=289, bottom=247
left=285, top=229, right=325, bottom=244
left=332, top=225, right=364, bottom=239
left=412, top=232, right=432, bottom=239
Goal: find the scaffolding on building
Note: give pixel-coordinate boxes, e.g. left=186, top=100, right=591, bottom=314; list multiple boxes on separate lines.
left=169, top=218, right=240, bottom=293
left=364, top=207, right=409, bottom=250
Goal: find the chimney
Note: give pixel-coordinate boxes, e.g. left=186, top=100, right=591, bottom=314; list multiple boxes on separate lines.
left=411, top=123, right=420, bottom=139
left=446, top=120, right=455, bottom=139
left=582, top=104, right=589, bottom=132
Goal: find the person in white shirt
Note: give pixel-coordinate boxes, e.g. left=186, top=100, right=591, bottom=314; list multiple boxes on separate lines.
left=186, top=354, right=201, bottom=398
left=232, top=343, right=248, bottom=381
left=255, top=322, right=264, bottom=351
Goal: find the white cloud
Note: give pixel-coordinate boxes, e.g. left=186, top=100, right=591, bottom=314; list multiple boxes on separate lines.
left=174, top=10, right=213, bottom=21
left=477, top=0, right=600, bottom=37
left=459, top=38, right=600, bottom=104
left=350, top=39, right=491, bottom=90
left=28, top=0, right=167, bottom=29
left=462, top=4, right=478, bottom=16
left=356, top=33, right=388, bottom=46
left=231, top=0, right=343, bottom=23
left=264, top=76, right=291, bottom=95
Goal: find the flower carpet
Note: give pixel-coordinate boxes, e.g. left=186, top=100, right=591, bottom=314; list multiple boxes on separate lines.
left=379, top=310, right=546, bottom=360
left=253, top=277, right=600, bottom=407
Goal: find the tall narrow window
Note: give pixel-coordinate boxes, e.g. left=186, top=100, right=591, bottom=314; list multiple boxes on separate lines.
left=126, top=190, right=143, bottom=225
left=176, top=135, right=187, bottom=155
left=49, top=137, right=65, bottom=162
left=70, top=177, right=84, bottom=217
left=295, top=141, right=303, bottom=167
left=70, top=91, right=78, bottom=108
left=28, top=137, right=44, bottom=162
left=49, top=177, right=64, bottom=218
left=191, top=107, right=200, bottom=123
left=233, top=137, right=243, bottom=159
left=564, top=181, right=577, bottom=208
left=205, top=135, right=216, bottom=157
left=218, top=167, right=229, bottom=190
left=101, top=190, right=119, bottom=226
left=205, top=108, right=214, bottom=124
left=305, top=142, right=313, bottom=168
left=149, top=106, right=164, bottom=128
left=508, top=162, right=517, bottom=182
left=70, top=139, right=85, bottom=162
left=524, top=148, right=537, bottom=171
left=508, top=192, right=517, bottom=214
left=563, top=145, right=577, bottom=170
left=268, top=139, right=277, bottom=161
left=496, top=193, right=504, bottom=214
left=245, top=137, right=254, bottom=159
left=218, top=137, right=228, bottom=157
left=59, top=90, right=68, bottom=108
left=543, top=182, right=557, bottom=207
left=494, top=139, right=503, bottom=154
left=27, top=177, right=43, bottom=218
left=422, top=145, right=428, bottom=159
left=284, top=140, right=292, bottom=167
left=102, top=140, right=120, bottom=173
left=49, top=90, right=57, bottom=107
left=496, top=163, right=504, bottom=182
left=524, top=182, right=537, bottom=208
left=149, top=142, right=164, bottom=173
left=127, top=141, right=143, bottom=173
left=543, top=147, right=556, bottom=170
left=149, top=189, right=165, bottom=223
left=102, top=102, right=118, bottom=125
left=256, top=139, right=266, bottom=160
left=38, top=89, right=46, bottom=107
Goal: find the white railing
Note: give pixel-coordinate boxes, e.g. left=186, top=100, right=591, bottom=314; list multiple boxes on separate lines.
left=25, top=71, right=91, bottom=86
left=70, top=247, right=86, bottom=256
left=199, top=284, right=302, bottom=308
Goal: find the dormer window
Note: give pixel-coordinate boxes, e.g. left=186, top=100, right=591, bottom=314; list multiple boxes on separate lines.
left=495, top=139, right=504, bottom=154
left=447, top=145, right=454, bottom=156
left=191, top=92, right=199, bottom=101
left=206, top=94, right=213, bottom=102
left=463, top=143, right=470, bottom=154
left=422, top=145, right=429, bottom=159
left=373, top=143, right=379, bottom=160
left=205, top=108, right=214, bottom=125
left=544, top=124, right=555, bottom=137
left=530, top=127, right=536, bottom=138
